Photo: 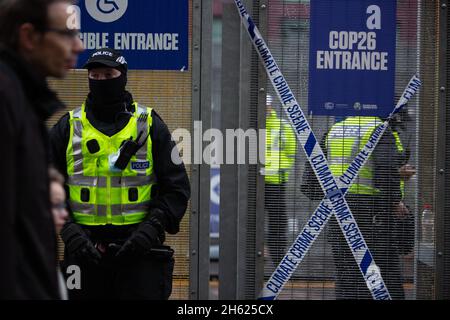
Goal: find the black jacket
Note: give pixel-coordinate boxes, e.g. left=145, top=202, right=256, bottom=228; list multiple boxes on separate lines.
left=49, top=93, right=190, bottom=239
left=0, top=47, right=60, bottom=299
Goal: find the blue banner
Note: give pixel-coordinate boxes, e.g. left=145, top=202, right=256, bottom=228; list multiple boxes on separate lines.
left=308, top=0, right=396, bottom=117
left=76, top=0, right=188, bottom=70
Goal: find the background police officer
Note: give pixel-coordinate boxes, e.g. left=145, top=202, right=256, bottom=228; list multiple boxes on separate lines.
left=391, top=108, right=415, bottom=255
left=50, top=48, right=190, bottom=299
left=301, top=116, right=404, bottom=299
left=264, top=94, right=297, bottom=265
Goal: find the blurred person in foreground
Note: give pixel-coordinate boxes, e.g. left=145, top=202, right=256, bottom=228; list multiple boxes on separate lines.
left=49, top=167, right=69, bottom=299
left=0, top=0, right=83, bottom=299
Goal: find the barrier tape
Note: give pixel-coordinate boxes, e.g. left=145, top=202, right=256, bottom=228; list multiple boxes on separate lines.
left=260, top=75, right=421, bottom=299
left=233, top=0, right=420, bottom=300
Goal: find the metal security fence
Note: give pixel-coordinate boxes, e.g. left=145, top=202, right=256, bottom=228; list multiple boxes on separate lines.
left=265, top=0, right=423, bottom=300
left=218, top=0, right=446, bottom=300
left=436, top=0, right=449, bottom=300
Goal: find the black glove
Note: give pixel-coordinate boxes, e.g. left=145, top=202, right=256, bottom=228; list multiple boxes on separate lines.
left=60, top=222, right=101, bottom=265
left=115, top=210, right=166, bottom=259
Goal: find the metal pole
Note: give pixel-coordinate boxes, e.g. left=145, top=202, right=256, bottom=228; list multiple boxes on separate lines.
left=219, top=1, right=243, bottom=299
left=435, top=0, right=448, bottom=300
left=190, top=0, right=212, bottom=300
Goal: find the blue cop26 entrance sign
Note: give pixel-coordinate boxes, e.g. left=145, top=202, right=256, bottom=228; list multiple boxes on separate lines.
left=76, top=0, right=188, bottom=70
left=308, top=0, right=396, bottom=117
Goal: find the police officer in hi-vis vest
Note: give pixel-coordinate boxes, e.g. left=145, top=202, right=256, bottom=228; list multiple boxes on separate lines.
left=264, top=95, right=297, bottom=265
left=390, top=108, right=415, bottom=256
left=49, top=48, right=190, bottom=299
left=391, top=108, right=416, bottom=212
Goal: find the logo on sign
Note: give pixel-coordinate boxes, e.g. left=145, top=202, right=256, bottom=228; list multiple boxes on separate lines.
left=131, top=161, right=150, bottom=170
left=324, top=102, right=335, bottom=110
left=353, top=102, right=362, bottom=111
left=86, top=0, right=128, bottom=23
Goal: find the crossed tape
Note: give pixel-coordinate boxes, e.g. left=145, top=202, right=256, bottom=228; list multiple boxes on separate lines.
left=232, top=0, right=421, bottom=300
left=260, top=75, right=421, bottom=299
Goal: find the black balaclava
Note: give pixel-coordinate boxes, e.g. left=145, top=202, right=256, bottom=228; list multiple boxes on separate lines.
left=87, top=69, right=129, bottom=122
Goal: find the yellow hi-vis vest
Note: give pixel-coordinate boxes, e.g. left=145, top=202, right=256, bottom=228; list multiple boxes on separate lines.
left=66, top=102, right=155, bottom=226
left=264, top=110, right=297, bottom=184
left=326, top=116, right=383, bottom=196
left=392, top=130, right=405, bottom=198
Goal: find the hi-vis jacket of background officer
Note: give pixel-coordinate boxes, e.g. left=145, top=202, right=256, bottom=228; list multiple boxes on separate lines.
left=66, top=102, right=155, bottom=226
left=392, top=130, right=406, bottom=198
left=265, top=110, right=297, bottom=184
left=326, top=116, right=384, bottom=196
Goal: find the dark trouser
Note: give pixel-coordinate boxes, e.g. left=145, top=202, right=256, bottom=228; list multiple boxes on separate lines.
left=265, top=182, right=288, bottom=265
left=62, top=245, right=174, bottom=300
left=327, top=196, right=405, bottom=300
